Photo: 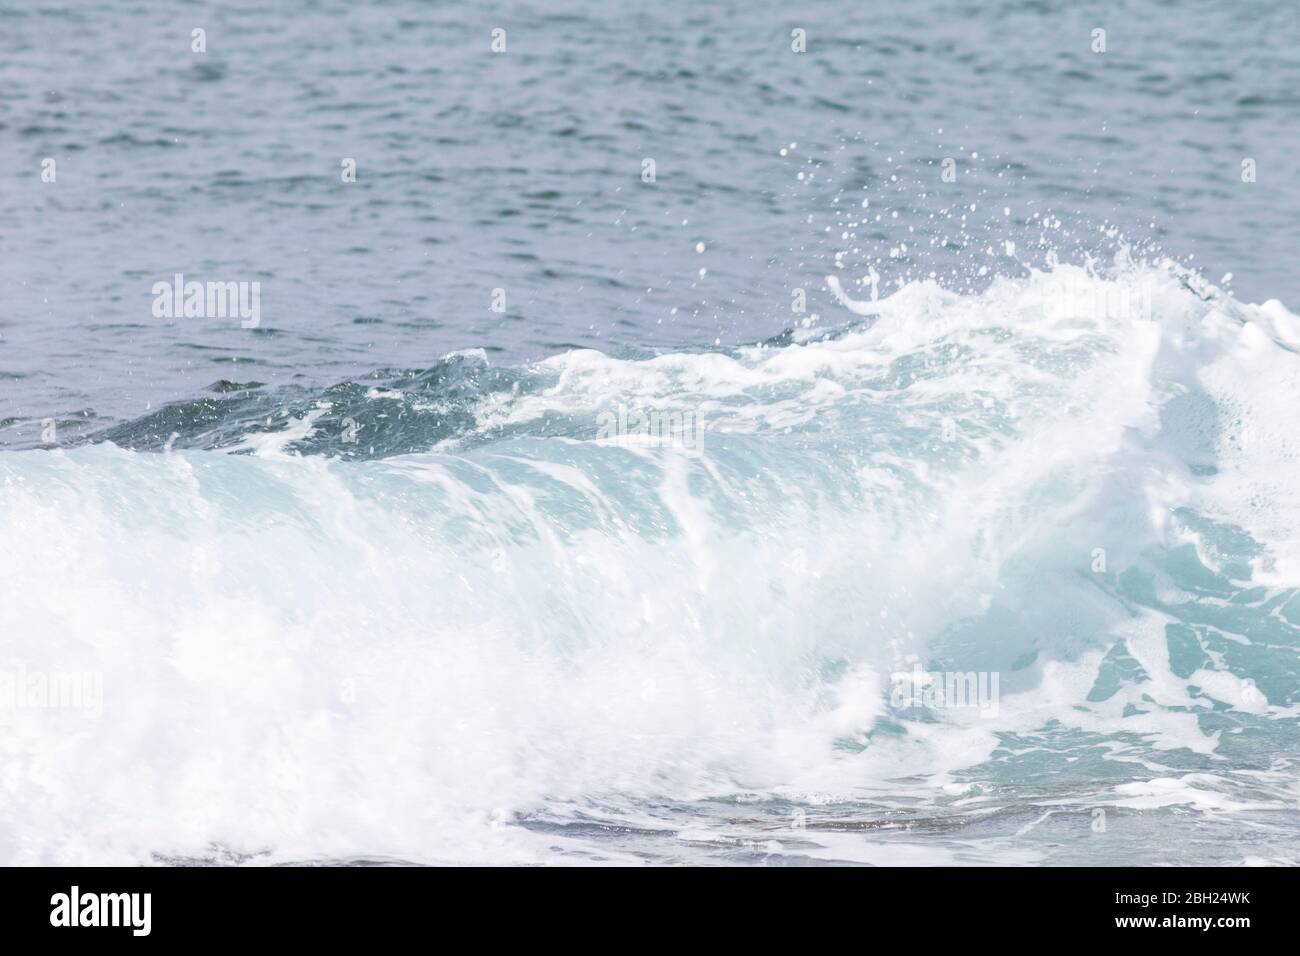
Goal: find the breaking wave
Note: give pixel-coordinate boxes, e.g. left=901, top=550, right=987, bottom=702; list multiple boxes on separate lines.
left=3, top=259, right=1299, bottom=865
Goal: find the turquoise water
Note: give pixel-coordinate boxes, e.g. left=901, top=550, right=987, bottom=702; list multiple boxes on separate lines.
left=1, top=1, right=1298, bottom=865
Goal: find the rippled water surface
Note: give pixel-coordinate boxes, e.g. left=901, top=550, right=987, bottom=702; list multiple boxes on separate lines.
left=4, top=0, right=1300, bottom=437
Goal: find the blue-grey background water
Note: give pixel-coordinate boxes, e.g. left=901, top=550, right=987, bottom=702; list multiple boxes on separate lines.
left=1, top=1, right=1298, bottom=866
left=4, top=0, right=1300, bottom=440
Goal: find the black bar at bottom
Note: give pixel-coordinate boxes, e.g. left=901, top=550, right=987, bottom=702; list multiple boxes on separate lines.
left=0, top=866, right=1285, bottom=943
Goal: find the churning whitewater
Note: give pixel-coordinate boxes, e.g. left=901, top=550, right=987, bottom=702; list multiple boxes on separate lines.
left=3, top=260, right=1298, bottom=865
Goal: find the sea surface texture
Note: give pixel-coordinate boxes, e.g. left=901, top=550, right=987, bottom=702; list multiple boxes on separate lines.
left=1, top=1, right=1298, bottom=865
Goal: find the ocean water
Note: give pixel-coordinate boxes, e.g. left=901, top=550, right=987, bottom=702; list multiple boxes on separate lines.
left=1, top=1, right=1299, bottom=865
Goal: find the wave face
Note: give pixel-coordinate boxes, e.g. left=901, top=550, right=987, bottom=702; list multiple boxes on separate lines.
left=3, top=262, right=1300, bottom=865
